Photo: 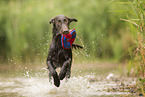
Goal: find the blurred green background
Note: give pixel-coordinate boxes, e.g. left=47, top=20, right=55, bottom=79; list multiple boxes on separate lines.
left=0, top=0, right=135, bottom=64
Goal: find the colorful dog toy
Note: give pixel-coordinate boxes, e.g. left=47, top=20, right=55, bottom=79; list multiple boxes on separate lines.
left=61, top=28, right=76, bottom=49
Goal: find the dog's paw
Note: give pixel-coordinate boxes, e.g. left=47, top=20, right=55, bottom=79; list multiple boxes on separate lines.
left=52, top=72, right=60, bottom=87
left=59, top=73, right=66, bottom=80
left=54, top=77, right=60, bottom=87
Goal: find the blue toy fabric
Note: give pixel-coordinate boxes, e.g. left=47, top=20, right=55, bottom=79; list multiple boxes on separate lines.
left=61, top=29, right=76, bottom=49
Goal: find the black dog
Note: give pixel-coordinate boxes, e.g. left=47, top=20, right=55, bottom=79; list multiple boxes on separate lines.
left=47, top=15, right=83, bottom=87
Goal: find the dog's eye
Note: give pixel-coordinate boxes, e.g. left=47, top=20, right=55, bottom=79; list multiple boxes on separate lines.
left=64, top=19, right=67, bottom=23
left=57, top=20, right=61, bottom=25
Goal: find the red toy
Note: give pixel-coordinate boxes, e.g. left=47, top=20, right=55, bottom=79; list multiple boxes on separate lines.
left=61, top=28, right=76, bottom=49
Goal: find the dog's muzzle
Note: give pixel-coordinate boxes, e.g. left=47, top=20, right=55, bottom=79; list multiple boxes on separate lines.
left=61, top=24, right=69, bottom=34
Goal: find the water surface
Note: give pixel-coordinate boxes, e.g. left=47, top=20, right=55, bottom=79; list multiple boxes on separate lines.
left=0, top=62, right=135, bottom=97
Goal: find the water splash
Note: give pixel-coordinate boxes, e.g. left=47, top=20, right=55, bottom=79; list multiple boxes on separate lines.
left=75, top=36, right=91, bottom=58
left=0, top=75, right=131, bottom=97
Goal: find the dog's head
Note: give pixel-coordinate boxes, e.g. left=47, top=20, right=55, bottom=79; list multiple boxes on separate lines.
left=50, top=15, right=77, bottom=35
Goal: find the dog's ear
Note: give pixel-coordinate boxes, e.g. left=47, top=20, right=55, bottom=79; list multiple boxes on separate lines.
left=67, top=17, right=78, bottom=23
left=49, top=18, right=55, bottom=24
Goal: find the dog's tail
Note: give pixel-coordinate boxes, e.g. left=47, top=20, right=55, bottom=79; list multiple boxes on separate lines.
left=72, top=44, right=83, bottom=50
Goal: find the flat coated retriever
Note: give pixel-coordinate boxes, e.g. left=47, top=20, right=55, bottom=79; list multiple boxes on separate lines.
left=47, top=15, right=83, bottom=87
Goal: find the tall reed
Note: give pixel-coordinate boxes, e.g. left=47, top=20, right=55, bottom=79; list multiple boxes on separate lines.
left=121, top=0, right=145, bottom=94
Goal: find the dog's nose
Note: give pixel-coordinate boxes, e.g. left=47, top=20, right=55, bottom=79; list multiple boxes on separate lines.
left=62, top=29, right=69, bottom=34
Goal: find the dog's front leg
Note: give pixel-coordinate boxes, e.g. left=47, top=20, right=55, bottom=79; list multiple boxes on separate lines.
left=47, top=61, right=60, bottom=87
left=59, top=58, right=71, bottom=80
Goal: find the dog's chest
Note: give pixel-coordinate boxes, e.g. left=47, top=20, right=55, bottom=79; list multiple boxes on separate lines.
left=52, top=49, right=69, bottom=66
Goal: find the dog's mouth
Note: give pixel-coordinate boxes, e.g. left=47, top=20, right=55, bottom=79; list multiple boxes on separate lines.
left=60, top=29, right=69, bottom=35
left=61, top=24, right=69, bottom=35
left=61, top=31, right=69, bottom=35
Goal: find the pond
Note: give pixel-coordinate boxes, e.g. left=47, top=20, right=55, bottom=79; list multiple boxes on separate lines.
left=0, top=62, right=136, bottom=97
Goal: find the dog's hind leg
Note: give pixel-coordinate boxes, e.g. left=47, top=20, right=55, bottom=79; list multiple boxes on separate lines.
left=66, top=65, right=71, bottom=80
left=65, top=61, right=72, bottom=82
left=49, top=72, right=52, bottom=84
left=47, top=61, right=60, bottom=87
left=65, top=67, right=71, bottom=82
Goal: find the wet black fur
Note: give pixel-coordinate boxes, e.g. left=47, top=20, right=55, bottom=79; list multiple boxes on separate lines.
left=46, top=15, right=83, bottom=87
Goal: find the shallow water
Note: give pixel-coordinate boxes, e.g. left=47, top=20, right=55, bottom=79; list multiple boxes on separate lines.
left=0, top=62, right=136, bottom=97
left=0, top=76, right=130, bottom=97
